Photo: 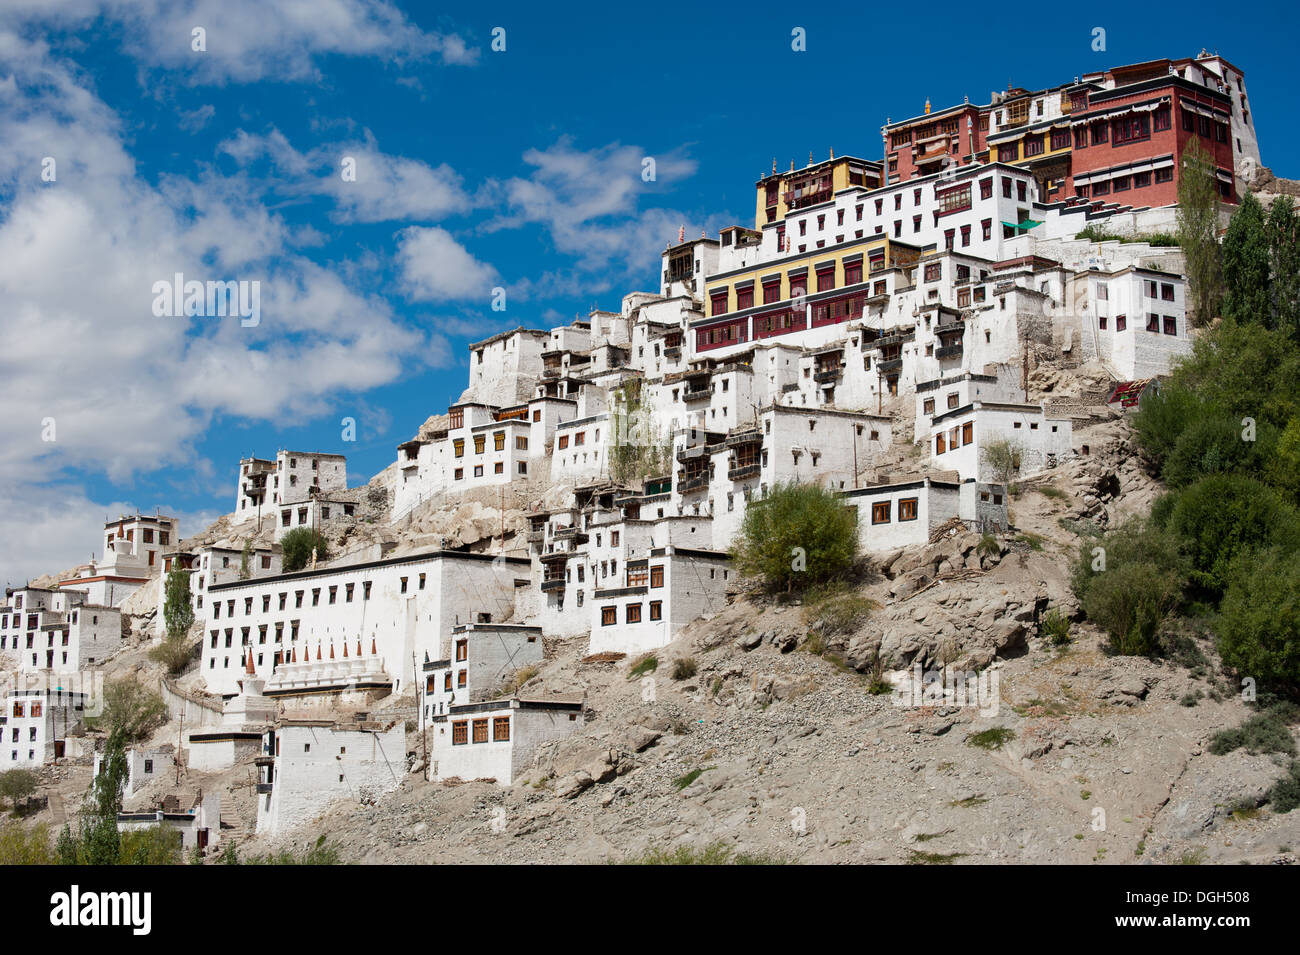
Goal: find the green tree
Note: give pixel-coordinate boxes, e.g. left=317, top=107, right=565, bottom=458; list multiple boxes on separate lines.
left=731, top=482, right=858, bottom=595
left=608, top=380, right=673, bottom=485
left=1220, top=193, right=1271, bottom=324
left=1072, top=519, right=1187, bottom=656
left=1218, top=546, right=1300, bottom=687
left=78, top=728, right=128, bottom=865
left=1162, top=415, right=1275, bottom=488
left=1160, top=475, right=1300, bottom=597
left=96, top=678, right=168, bottom=743
left=162, top=564, right=194, bottom=640
left=1177, top=138, right=1222, bottom=327
left=980, top=437, right=1024, bottom=492
left=0, top=769, right=38, bottom=812
left=1265, top=418, right=1300, bottom=503
left=280, top=527, right=330, bottom=573
left=1267, top=196, right=1300, bottom=340
left=239, top=538, right=253, bottom=579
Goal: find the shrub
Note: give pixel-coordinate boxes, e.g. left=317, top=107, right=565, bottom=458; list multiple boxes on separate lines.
left=730, top=482, right=858, bottom=595
left=803, top=581, right=875, bottom=637
left=1209, top=702, right=1299, bottom=757
left=617, top=841, right=792, bottom=865
left=966, top=727, right=1015, bottom=750
left=671, top=658, right=698, bottom=681
left=1071, top=520, right=1186, bottom=655
left=1039, top=608, right=1072, bottom=647
left=1269, top=762, right=1300, bottom=813
left=1162, top=416, right=1274, bottom=488
left=977, top=533, right=1000, bottom=558
left=981, top=438, right=1024, bottom=491
left=627, top=655, right=658, bottom=680
left=0, top=769, right=38, bottom=812
left=162, top=565, right=194, bottom=641
left=1217, top=548, right=1300, bottom=687
left=280, top=527, right=330, bottom=573
left=1133, top=383, right=1209, bottom=469
left=120, top=826, right=183, bottom=865
left=0, top=821, right=52, bottom=864
left=93, top=679, right=168, bottom=742
left=1162, top=475, right=1300, bottom=597
left=149, top=633, right=197, bottom=675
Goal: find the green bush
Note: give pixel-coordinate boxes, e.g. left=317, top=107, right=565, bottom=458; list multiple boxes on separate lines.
left=1039, top=608, right=1072, bottom=647
left=1217, top=548, right=1300, bottom=686
left=1268, top=762, right=1300, bottom=813
left=1071, top=520, right=1186, bottom=656
left=803, top=581, right=875, bottom=637
left=671, top=658, right=698, bottom=681
left=92, top=679, right=168, bottom=743
left=149, top=633, right=197, bottom=675
left=1209, top=702, right=1299, bottom=757
left=730, top=482, right=858, bottom=595
left=1161, top=475, right=1300, bottom=597
left=1162, top=416, right=1275, bottom=488
left=0, top=769, right=38, bottom=812
left=280, top=527, right=330, bottom=573
left=617, top=841, right=792, bottom=865
left=120, top=826, right=183, bottom=865
left=0, top=821, right=52, bottom=864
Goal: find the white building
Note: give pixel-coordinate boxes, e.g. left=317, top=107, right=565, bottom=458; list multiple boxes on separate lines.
left=255, top=719, right=406, bottom=837
left=845, top=475, right=1010, bottom=552
left=117, top=791, right=220, bottom=853
left=0, top=587, right=122, bottom=673
left=94, top=745, right=174, bottom=795
left=419, top=623, right=544, bottom=721
left=234, top=450, right=347, bottom=519
left=201, top=549, right=529, bottom=697
left=187, top=659, right=277, bottom=771
left=930, top=401, right=1074, bottom=482
left=431, top=697, right=584, bottom=785
left=2, top=688, right=87, bottom=767
left=1072, top=266, right=1192, bottom=379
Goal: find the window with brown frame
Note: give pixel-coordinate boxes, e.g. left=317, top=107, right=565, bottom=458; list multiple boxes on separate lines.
left=899, top=498, right=919, bottom=521
left=936, top=432, right=947, bottom=454
left=872, top=501, right=891, bottom=524
left=472, top=719, right=489, bottom=743
left=444, top=672, right=452, bottom=691
left=493, top=431, right=505, bottom=451
left=649, top=601, right=663, bottom=621
left=923, top=398, right=935, bottom=415
left=493, top=717, right=510, bottom=742
left=626, top=603, right=642, bottom=624
left=962, top=422, right=973, bottom=445
left=458, top=670, right=467, bottom=687
left=456, top=639, right=467, bottom=662
left=626, top=566, right=649, bottom=588
left=452, top=721, right=468, bottom=745
left=474, top=435, right=486, bottom=454
left=601, top=606, right=616, bottom=626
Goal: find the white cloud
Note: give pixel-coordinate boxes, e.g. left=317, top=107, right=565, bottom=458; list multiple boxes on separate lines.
left=396, top=226, right=499, bottom=302
left=219, top=129, right=476, bottom=223
left=0, top=32, right=443, bottom=580
left=1, top=0, right=479, bottom=84
left=484, top=139, right=708, bottom=276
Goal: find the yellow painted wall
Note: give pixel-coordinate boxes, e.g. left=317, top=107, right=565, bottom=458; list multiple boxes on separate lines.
left=706, top=237, right=899, bottom=316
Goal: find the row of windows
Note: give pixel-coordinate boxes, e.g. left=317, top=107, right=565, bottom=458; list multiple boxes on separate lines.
left=213, top=580, right=376, bottom=617
left=600, top=601, right=664, bottom=626
left=870, top=497, right=919, bottom=524
left=454, top=431, right=524, bottom=457
left=1076, top=167, right=1173, bottom=197
left=452, top=461, right=527, bottom=480
left=935, top=421, right=975, bottom=455
left=450, top=717, right=511, bottom=745
left=1097, top=314, right=1179, bottom=335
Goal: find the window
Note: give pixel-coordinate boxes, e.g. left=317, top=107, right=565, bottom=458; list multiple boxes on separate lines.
left=947, top=392, right=959, bottom=409
left=979, top=177, right=993, bottom=199
left=626, top=603, right=642, bottom=624
left=1111, top=114, right=1149, bottom=145
left=1161, top=283, right=1175, bottom=302
left=816, top=267, right=835, bottom=292
left=473, top=435, right=486, bottom=454
left=558, top=435, right=569, bottom=450
left=452, top=721, right=468, bottom=745
left=493, top=717, right=510, bottom=742
left=1116, top=314, right=1127, bottom=332
left=456, top=639, right=467, bottom=661
left=649, top=601, right=663, bottom=621
left=601, top=606, right=616, bottom=626
left=736, top=286, right=753, bottom=310
left=962, top=422, right=973, bottom=445
left=400, top=577, right=408, bottom=594
left=472, top=719, right=489, bottom=743
left=923, top=398, right=935, bottom=415
left=872, top=501, right=891, bottom=524
left=458, top=670, right=467, bottom=688
left=899, top=498, right=919, bottom=521
left=1163, top=316, right=1177, bottom=336
left=453, top=438, right=464, bottom=458
left=493, top=431, right=505, bottom=451
left=936, top=433, right=946, bottom=454
left=1091, top=121, right=1108, bottom=145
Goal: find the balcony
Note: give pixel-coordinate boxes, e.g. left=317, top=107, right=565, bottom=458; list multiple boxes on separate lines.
left=676, top=445, right=707, bottom=464
left=728, top=463, right=761, bottom=482
left=725, top=430, right=762, bottom=448
left=256, top=782, right=273, bottom=794
left=527, top=529, right=545, bottom=544
left=540, top=578, right=566, bottom=593
left=678, top=473, right=709, bottom=494
left=936, top=343, right=964, bottom=360
left=683, top=385, right=711, bottom=402
left=254, top=755, right=274, bottom=767
left=814, top=367, right=843, bottom=384
left=664, top=345, right=682, bottom=359
left=877, top=359, right=903, bottom=373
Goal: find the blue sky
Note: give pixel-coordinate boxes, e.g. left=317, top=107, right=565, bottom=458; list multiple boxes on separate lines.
left=1, top=0, right=1296, bottom=587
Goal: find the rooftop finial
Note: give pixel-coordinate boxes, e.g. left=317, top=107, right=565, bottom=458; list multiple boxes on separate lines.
left=924, top=97, right=931, bottom=114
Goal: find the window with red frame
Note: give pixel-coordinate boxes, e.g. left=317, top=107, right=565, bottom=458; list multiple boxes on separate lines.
left=710, top=291, right=727, bottom=316
left=844, top=261, right=863, bottom=286
left=762, top=279, right=781, bottom=304
left=816, top=267, right=835, bottom=292
left=736, top=286, right=753, bottom=310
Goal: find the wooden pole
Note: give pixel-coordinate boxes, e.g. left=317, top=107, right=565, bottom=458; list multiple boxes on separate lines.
left=413, top=652, right=427, bottom=781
